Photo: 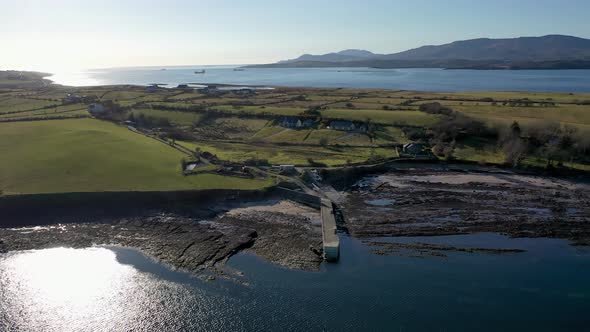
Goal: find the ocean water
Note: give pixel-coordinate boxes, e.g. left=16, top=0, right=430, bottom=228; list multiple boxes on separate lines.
left=1, top=234, right=589, bottom=332
left=49, top=66, right=590, bottom=92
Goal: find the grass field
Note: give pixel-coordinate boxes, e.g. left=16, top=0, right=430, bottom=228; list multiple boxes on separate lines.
left=453, top=145, right=590, bottom=171
left=130, top=108, right=204, bottom=127
left=321, top=109, right=440, bottom=126
left=0, top=98, right=58, bottom=114
left=454, top=104, right=590, bottom=129
left=0, top=104, right=88, bottom=121
left=0, top=119, right=271, bottom=195
left=179, top=141, right=398, bottom=166
left=1, top=76, right=588, bottom=196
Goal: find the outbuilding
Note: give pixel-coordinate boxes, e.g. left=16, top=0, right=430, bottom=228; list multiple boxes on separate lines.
left=403, top=143, right=425, bottom=155
left=88, top=103, right=105, bottom=114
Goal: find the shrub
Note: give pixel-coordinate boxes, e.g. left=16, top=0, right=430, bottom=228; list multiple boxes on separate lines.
left=419, top=102, right=453, bottom=115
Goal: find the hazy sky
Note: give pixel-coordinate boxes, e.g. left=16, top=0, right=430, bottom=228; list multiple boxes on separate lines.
left=1, top=0, right=589, bottom=71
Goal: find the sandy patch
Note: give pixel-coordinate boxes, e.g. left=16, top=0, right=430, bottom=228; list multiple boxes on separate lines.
left=376, top=173, right=590, bottom=190
left=224, top=199, right=320, bottom=220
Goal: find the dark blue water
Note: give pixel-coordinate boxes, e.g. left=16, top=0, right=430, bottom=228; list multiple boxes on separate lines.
left=51, top=66, right=590, bottom=92
left=227, top=234, right=590, bottom=331
left=1, top=234, right=589, bottom=331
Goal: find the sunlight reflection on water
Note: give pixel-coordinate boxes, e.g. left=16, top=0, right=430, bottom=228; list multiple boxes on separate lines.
left=48, top=71, right=102, bottom=86
left=1, top=235, right=589, bottom=331
left=0, top=247, right=241, bottom=332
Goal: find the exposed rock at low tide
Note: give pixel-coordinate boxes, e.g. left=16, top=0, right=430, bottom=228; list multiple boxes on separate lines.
left=0, top=216, right=256, bottom=273
left=0, top=200, right=324, bottom=274
left=342, top=169, right=590, bottom=244
left=365, top=240, right=526, bottom=258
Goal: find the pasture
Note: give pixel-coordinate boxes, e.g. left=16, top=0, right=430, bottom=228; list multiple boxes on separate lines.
left=0, top=119, right=271, bottom=195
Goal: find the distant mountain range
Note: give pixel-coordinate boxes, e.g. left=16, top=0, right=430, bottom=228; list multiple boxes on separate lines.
left=278, top=49, right=382, bottom=63
left=249, top=35, right=590, bottom=70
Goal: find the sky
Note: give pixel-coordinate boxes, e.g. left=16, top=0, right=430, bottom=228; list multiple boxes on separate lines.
left=1, top=0, right=589, bottom=71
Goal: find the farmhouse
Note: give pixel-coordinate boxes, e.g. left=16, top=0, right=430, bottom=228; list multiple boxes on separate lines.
left=280, top=117, right=315, bottom=129
left=64, top=93, right=82, bottom=103
left=88, top=103, right=105, bottom=114
left=329, top=120, right=367, bottom=132
left=403, top=143, right=425, bottom=155
left=199, top=86, right=223, bottom=96
left=146, top=84, right=168, bottom=93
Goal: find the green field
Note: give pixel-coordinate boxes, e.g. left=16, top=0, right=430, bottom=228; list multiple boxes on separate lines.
left=179, top=141, right=398, bottom=166
left=1, top=75, right=589, bottom=196
left=0, top=97, right=58, bottom=114
left=130, top=108, right=204, bottom=127
left=0, top=104, right=88, bottom=121
left=321, top=109, right=440, bottom=126
left=0, top=119, right=271, bottom=195
left=454, top=104, right=590, bottom=129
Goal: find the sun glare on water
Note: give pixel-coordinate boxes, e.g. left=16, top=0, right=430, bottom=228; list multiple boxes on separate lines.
left=8, top=248, right=125, bottom=302
left=0, top=246, right=237, bottom=331
left=47, top=70, right=102, bottom=87
left=0, top=248, right=147, bottom=331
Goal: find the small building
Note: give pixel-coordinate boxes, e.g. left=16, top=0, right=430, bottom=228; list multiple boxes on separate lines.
left=403, top=143, right=425, bottom=155
left=64, top=93, right=82, bottom=103
left=145, top=84, right=160, bottom=93
left=280, top=117, right=315, bottom=129
left=302, top=119, right=316, bottom=128
left=88, top=103, right=105, bottom=114
left=280, top=117, right=302, bottom=129
left=234, top=88, right=255, bottom=96
left=199, top=86, right=223, bottom=96
left=330, top=120, right=367, bottom=132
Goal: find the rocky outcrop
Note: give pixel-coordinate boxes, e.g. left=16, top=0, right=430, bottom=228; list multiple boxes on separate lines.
left=0, top=215, right=257, bottom=273
left=0, top=199, right=325, bottom=273
left=219, top=210, right=324, bottom=271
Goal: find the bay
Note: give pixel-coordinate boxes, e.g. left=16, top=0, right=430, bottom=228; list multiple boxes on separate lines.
left=50, top=66, right=590, bottom=92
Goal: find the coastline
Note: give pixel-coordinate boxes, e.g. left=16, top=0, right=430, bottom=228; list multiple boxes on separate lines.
left=2, top=164, right=589, bottom=276
left=0, top=188, right=325, bottom=274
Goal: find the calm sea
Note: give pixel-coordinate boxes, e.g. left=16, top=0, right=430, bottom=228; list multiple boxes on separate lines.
left=50, top=66, right=590, bottom=92
left=1, top=234, right=589, bottom=332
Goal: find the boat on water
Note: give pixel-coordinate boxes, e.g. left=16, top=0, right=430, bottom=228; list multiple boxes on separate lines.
left=233, top=68, right=245, bottom=72
left=194, top=70, right=206, bottom=74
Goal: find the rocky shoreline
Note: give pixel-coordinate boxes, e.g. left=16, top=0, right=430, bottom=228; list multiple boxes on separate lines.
left=365, top=240, right=526, bottom=258
left=341, top=169, right=590, bottom=246
left=2, top=168, right=589, bottom=276
left=0, top=199, right=324, bottom=276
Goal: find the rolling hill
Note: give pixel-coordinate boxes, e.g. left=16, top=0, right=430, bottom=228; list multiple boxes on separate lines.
left=250, top=35, right=590, bottom=69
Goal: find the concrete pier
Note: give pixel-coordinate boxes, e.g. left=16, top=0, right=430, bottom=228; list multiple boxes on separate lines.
left=320, top=198, right=340, bottom=261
